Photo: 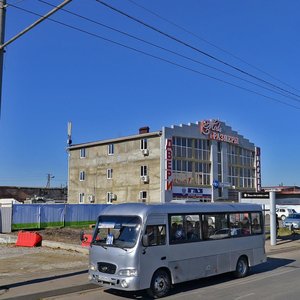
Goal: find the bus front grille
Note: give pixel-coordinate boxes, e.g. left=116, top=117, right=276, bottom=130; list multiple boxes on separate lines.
left=97, top=262, right=117, bottom=274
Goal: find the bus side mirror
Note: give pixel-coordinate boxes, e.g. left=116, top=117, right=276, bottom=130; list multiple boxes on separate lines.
left=142, top=234, right=149, bottom=247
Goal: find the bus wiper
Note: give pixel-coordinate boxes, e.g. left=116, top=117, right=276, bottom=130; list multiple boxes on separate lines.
left=114, top=240, right=128, bottom=251
left=92, top=240, right=107, bottom=249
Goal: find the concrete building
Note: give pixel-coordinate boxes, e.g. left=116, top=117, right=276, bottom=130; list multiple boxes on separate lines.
left=68, top=120, right=260, bottom=204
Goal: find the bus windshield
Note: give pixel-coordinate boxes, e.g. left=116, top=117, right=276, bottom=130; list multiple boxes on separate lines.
left=92, top=215, right=141, bottom=249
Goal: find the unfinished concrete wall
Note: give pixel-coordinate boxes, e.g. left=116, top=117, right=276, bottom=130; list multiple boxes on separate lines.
left=68, top=135, right=161, bottom=204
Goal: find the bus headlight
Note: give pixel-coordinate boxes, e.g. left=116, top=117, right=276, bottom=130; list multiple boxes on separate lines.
left=118, top=268, right=138, bottom=277
left=89, top=264, right=97, bottom=271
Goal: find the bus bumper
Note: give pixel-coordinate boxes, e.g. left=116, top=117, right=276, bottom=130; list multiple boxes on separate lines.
left=88, top=271, right=141, bottom=291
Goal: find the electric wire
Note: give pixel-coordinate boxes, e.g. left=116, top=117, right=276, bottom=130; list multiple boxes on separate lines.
left=8, top=3, right=300, bottom=110
left=127, top=0, right=300, bottom=94
left=37, top=0, right=300, bottom=104
left=96, top=0, right=300, bottom=101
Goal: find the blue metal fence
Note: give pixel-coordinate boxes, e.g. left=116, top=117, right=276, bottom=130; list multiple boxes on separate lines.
left=12, top=204, right=109, bottom=230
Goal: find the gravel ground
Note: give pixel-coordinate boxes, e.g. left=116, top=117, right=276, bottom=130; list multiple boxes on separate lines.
left=0, top=227, right=93, bottom=284
left=0, top=244, right=88, bottom=283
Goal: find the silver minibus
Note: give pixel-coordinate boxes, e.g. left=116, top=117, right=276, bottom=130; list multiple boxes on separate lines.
left=88, top=203, right=266, bottom=298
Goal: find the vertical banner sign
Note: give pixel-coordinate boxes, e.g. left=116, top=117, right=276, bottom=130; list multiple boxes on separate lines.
left=255, top=147, right=261, bottom=191
left=165, top=139, right=173, bottom=191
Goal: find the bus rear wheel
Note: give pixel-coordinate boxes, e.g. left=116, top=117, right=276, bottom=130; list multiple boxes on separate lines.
left=234, top=256, right=249, bottom=278
left=147, top=269, right=171, bottom=298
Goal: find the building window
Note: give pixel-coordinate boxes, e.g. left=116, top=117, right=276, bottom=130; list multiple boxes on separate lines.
left=79, top=193, right=85, bottom=204
left=80, top=148, right=86, bottom=158
left=194, top=139, right=210, bottom=161
left=227, top=145, right=255, bottom=189
left=139, top=191, right=147, bottom=201
left=140, top=138, right=148, bottom=150
left=195, top=162, right=211, bottom=185
left=173, top=137, right=193, bottom=158
left=108, top=144, right=114, bottom=155
left=107, top=192, right=116, bottom=204
left=79, top=170, right=85, bottom=181
left=141, top=165, right=148, bottom=177
left=107, top=169, right=113, bottom=179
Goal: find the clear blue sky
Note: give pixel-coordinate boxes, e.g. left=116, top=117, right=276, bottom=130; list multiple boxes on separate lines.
left=1, top=0, right=299, bottom=187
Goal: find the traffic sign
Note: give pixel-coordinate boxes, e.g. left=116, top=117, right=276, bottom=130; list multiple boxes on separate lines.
left=212, top=180, right=219, bottom=189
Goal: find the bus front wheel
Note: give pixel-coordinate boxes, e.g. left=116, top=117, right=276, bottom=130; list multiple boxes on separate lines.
left=234, top=256, right=249, bottom=278
left=147, top=269, right=171, bottom=298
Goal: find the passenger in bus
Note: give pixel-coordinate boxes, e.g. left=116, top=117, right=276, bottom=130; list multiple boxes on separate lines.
left=175, top=224, right=185, bottom=240
left=202, top=219, right=209, bottom=240
left=195, top=221, right=200, bottom=237
left=171, top=222, right=178, bottom=241
left=187, top=223, right=198, bottom=240
left=251, top=218, right=261, bottom=234
left=241, top=217, right=250, bottom=235
left=146, top=225, right=156, bottom=245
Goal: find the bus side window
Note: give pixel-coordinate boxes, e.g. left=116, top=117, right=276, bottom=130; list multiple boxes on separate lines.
left=145, top=225, right=166, bottom=246
left=251, top=212, right=262, bottom=234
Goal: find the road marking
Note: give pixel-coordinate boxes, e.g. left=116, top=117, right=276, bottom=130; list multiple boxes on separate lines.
left=235, top=293, right=255, bottom=300
left=170, top=266, right=298, bottom=299
left=217, top=267, right=298, bottom=289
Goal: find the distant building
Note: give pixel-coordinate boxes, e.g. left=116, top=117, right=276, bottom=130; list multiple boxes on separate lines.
left=263, top=186, right=300, bottom=194
left=263, top=186, right=300, bottom=202
left=68, top=120, right=261, bottom=204
left=0, top=186, right=67, bottom=203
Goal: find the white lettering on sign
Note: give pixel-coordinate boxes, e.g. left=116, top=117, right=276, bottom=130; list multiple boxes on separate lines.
left=255, top=147, right=261, bottom=191
left=200, top=120, right=221, bottom=135
left=200, top=120, right=239, bottom=145
left=165, top=139, right=173, bottom=191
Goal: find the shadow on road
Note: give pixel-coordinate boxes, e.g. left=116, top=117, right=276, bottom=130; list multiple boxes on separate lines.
left=104, top=257, right=294, bottom=299
left=276, top=233, right=300, bottom=245
left=252, top=257, right=294, bottom=274
left=0, top=270, right=88, bottom=290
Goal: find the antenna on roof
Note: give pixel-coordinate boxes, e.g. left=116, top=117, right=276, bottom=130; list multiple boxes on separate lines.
left=67, top=121, right=72, bottom=146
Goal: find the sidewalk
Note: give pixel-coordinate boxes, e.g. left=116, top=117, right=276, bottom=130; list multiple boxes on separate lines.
left=2, top=232, right=300, bottom=255
left=265, top=233, right=300, bottom=254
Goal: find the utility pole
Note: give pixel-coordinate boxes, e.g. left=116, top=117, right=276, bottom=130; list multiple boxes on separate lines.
left=0, top=0, right=6, bottom=117
left=0, top=0, right=73, bottom=116
left=46, top=173, right=55, bottom=188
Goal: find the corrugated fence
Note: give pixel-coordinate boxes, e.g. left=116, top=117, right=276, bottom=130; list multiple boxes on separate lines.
left=11, top=204, right=109, bottom=230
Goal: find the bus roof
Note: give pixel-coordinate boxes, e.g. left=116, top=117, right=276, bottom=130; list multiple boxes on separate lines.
left=99, top=202, right=262, bottom=219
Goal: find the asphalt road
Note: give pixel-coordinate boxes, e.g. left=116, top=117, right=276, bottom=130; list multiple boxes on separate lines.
left=1, top=233, right=298, bottom=300
left=28, top=248, right=300, bottom=300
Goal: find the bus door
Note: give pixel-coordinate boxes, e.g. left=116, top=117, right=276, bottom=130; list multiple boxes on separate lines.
left=140, top=214, right=168, bottom=288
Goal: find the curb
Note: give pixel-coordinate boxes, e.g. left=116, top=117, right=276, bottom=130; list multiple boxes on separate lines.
left=42, top=240, right=89, bottom=254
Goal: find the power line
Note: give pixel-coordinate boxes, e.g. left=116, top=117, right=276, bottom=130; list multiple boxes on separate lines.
left=127, top=0, right=300, bottom=94
left=36, top=0, right=300, bottom=104
left=8, top=3, right=300, bottom=110
left=96, top=0, right=300, bottom=101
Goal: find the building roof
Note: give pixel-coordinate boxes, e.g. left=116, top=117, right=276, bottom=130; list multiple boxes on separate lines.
left=69, top=131, right=162, bottom=150
left=263, top=186, right=300, bottom=194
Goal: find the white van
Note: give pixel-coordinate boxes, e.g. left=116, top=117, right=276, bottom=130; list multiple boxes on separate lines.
left=276, top=207, right=296, bottom=220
